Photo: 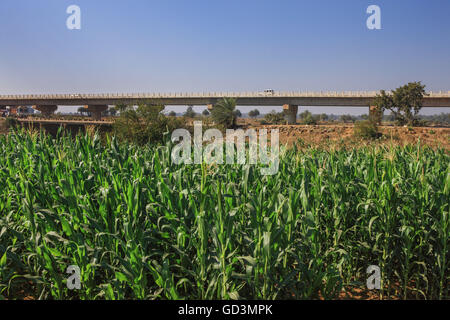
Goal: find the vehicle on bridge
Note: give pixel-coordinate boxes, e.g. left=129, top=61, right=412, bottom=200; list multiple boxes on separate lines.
left=259, top=89, right=275, bottom=96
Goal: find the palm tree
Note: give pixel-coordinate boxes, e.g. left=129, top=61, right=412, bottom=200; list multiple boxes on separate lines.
left=211, top=98, right=237, bottom=128
left=114, top=104, right=128, bottom=114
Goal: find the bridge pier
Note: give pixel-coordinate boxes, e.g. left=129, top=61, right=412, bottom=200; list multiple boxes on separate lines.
left=369, top=105, right=382, bottom=124
left=283, top=104, right=298, bottom=124
left=33, top=105, right=58, bottom=117
left=84, top=105, right=108, bottom=121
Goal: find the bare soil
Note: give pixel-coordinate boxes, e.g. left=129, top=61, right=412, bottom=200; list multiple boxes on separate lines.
left=239, top=120, right=450, bottom=151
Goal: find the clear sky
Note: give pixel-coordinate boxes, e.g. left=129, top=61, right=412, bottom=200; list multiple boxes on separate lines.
left=1, top=0, right=449, bottom=115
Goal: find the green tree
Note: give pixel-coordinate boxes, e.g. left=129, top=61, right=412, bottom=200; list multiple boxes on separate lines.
left=373, top=82, right=427, bottom=126
left=211, top=98, right=238, bottom=128
left=299, top=110, right=316, bottom=125
left=108, top=107, right=117, bottom=117
left=234, top=109, right=242, bottom=118
left=184, top=106, right=197, bottom=118
left=114, top=104, right=129, bottom=114
left=202, top=109, right=210, bottom=116
left=169, top=111, right=177, bottom=117
left=113, top=104, right=183, bottom=145
left=299, top=110, right=312, bottom=121
left=249, top=109, right=260, bottom=118
left=340, top=114, right=355, bottom=123
left=263, top=110, right=285, bottom=124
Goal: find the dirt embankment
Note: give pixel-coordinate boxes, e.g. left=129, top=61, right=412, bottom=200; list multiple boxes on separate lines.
left=246, top=123, right=450, bottom=150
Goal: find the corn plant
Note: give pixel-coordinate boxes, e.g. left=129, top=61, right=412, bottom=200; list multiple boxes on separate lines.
left=0, top=129, right=448, bottom=300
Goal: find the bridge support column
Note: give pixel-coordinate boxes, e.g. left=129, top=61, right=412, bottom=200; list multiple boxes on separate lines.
left=84, top=105, right=108, bottom=121
left=369, top=105, right=382, bottom=125
left=283, top=104, right=298, bottom=125
left=33, top=105, right=58, bottom=117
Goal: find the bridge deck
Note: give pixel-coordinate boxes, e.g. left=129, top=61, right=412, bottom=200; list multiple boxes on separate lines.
left=1, top=91, right=449, bottom=107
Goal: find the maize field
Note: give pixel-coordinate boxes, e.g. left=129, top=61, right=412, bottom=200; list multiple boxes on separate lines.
left=0, top=130, right=448, bottom=300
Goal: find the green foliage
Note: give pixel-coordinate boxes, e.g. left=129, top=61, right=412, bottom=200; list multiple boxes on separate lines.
left=168, top=111, right=177, bottom=117
left=263, top=110, right=285, bottom=124
left=233, top=109, right=242, bottom=118
left=340, top=114, right=355, bottom=123
left=211, top=98, right=237, bottom=128
left=299, top=110, right=312, bottom=120
left=0, top=131, right=448, bottom=300
left=202, top=109, right=210, bottom=116
left=4, top=117, right=19, bottom=129
left=106, top=107, right=117, bottom=117
left=113, top=104, right=183, bottom=145
left=299, top=110, right=317, bottom=125
left=184, top=106, right=197, bottom=118
left=360, top=114, right=369, bottom=120
left=248, top=109, right=260, bottom=118
left=114, top=104, right=129, bottom=114
left=353, top=120, right=380, bottom=139
left=373, top=82, right=427, bottom=126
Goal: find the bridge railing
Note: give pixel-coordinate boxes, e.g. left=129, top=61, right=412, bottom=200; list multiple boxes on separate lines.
left=1, top=91, right=450, bottom=100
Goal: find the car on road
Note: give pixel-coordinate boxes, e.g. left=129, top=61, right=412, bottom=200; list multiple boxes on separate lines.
left=259, top=89, right=275, bottom=96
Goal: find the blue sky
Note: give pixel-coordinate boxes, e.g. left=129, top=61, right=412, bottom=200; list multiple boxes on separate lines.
left=0, top=0, right=449, bottom=115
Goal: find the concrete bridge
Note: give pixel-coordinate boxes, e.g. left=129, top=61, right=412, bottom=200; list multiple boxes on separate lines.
left=1, top=91, right=450, bottom=124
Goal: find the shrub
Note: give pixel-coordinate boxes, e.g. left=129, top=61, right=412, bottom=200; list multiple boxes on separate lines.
left=184, top=106, right=197, bottom=118
left=341, top=114, right=355, bottom=123
left=353, top=120, right=380, bottom=139
left=113, top=104, right=184, bottom=145
left=211, top=98, right=238, bottom=128
left=5, top=117, right=19, bottom=129
left=249, top=109, right=260, bottom=118
left=303, top=114, right=317, bottom=125
left=264, top=111, right=285, bottom=124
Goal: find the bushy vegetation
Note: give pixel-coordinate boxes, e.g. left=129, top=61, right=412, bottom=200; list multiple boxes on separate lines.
left=248, top=109, right=260, bottom=118
left=373, top=82, right=426, bottom=126
left=340, top=114, right=355, bottom=123
left=211, top=98, right=238, bottom=128
left=353, top=120, right=380, bottom=139
left=299, top=110, right=317, bottom=125
left=112, top=104, right=184, bottom=145
left=262, top=111, right=285, bottom=124
left=4, top=117, right=19, bottom=129
left=184, top=106, right=197, bottom=118
left=0, top=130, right=448, bottom=300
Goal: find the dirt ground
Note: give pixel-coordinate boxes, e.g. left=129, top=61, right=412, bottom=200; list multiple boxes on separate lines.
left=239, top=120, right=450, bottom=151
